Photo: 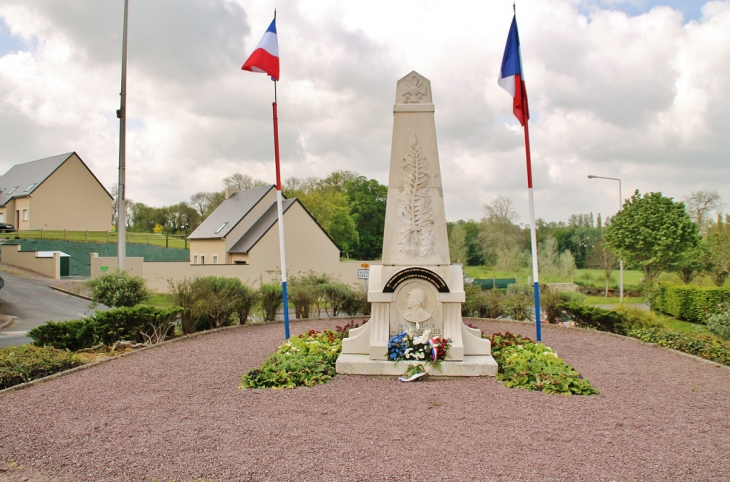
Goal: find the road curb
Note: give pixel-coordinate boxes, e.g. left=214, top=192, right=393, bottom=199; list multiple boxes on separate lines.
left=48, top=285, right=93, bottom=301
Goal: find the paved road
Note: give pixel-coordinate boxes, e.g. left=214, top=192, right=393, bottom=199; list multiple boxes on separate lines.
left=0, top=269, right=108, bottom=347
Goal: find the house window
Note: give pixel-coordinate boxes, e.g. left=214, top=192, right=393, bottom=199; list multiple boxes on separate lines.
left=24, top=183, right=36, bottom=192
left=214, top=222, right=228, bottom=234
left=200, top=255, right=205, bottom=265
left=193, top=255, right=198, bottom=264
left=212, top=255, right=218, bottom=264
left=7, top=186, right=17, bottom=195
left=21, top=209, right=28, bottom=221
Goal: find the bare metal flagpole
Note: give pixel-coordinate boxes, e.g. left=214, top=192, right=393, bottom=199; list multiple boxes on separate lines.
left=116, top=0, right=129, bottom=270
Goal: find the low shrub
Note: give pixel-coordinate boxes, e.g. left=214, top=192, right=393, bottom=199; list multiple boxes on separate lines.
left=628, top=327, right=730, bottom=366
left=260, top=283, right=283, bottom=322
left=503, top=285, right=533, bottom=321
left=463, top=285, right=504, bottom=319
left=489, top=332, right=598, bottom=395
left=0, top=345, right=82, bottom=390
left=559, top=301, right=628, bottom=334
left=240, top=329, right=345, bottom=389
left=233, top=283, right=259, bottom=325
left=28, top=306, right=181, bottom=349
left=614, top=305, right=662, bottom=331
left=85, top=269, right=151, bottom=308
left=322, top=282, right=353, bottom=317
left=194, top=277, right=245, bottom=330
left=27, top=319, right=93, bottom=351
left=706, top=302, right=730, bottom=340
left=288, top=277, right=319, bottom=319
left=541, top=289, right=570, bottom=324
left=342, top=285, right=369, bottom=316
left=167, top=277, right=209, bottom=334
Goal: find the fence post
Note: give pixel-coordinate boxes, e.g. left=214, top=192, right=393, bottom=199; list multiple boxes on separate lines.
left=85, top=230, right=88, bottom=242
left=64, top=229, right=66, bottom=241
left=106, top=231, right=109, bottom=243
left=166, top=233, right=169, bottom=248
left=147, top=233, right=149, bottom=245
left=40, top=229, right=43, bottom=240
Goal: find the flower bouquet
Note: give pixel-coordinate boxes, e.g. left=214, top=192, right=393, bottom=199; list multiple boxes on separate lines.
left=387, top=329, right=450, bottom=379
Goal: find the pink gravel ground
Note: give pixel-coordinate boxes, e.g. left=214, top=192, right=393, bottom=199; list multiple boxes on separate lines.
left=1, top=318, right=729, bottom=481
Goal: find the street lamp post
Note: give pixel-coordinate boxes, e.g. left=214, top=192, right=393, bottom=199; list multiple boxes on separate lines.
left=588, top=175, right=623, bottom=304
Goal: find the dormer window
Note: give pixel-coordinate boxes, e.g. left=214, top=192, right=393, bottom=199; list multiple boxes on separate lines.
left=6, top=186, right=18, bottom=195
left=214, top=222, right=228, bottom=234
left=24, top=183, right=36, bottom=192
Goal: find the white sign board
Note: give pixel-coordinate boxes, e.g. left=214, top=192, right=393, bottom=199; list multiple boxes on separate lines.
left=358, top=269, right=369, bottom=280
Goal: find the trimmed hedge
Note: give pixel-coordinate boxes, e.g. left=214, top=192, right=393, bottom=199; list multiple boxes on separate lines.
left=653, top=285, right=730, bottom=323
left=628, top=328, right=730, bottom=366
left=0, top=345, right=82, bottom=389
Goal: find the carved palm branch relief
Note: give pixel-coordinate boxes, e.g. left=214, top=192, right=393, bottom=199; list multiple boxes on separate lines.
left=398, top=134, right=434, bottom=258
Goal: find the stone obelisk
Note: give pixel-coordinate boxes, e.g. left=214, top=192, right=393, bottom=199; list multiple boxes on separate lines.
left=336, top=71, right=497, bottom=377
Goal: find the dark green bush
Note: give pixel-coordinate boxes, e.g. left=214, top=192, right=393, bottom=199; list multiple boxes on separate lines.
left=653, top=285, right=730, bottom=323
left=194, top=277, right=246, bottom=330
left=541, top=289, right=570, bottom=324
left=341, top=285, right=368, bottom=316
left=28, top=319, right=93, bottom=351
left=560, top=302, right=629, bottom=334
left=168, top=276, right=211, bottom=334
left=628, top=327, right=730, bottom=366
left=0, top=345, right=82, bottom=389
left=29, top=306, right=181, bottom=349
left=288, top=276, right=320, bottom=319
left=260, top=283, right=283, bottom=321
left=233, top=282, right=259, bottom=324
left=85, top=269, right=151, bottom=308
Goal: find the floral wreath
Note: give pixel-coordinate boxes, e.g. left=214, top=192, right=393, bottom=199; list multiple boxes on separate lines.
left=387, top=327, right=451, bottom=378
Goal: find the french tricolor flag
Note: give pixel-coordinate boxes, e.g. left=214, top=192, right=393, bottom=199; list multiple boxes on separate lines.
left=242, top=17, right=279, bottom=81
left=498, top=16, right=529, bottom=127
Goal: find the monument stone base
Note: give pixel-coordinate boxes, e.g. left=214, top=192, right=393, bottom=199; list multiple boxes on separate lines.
left=336, top=354, right=498, bottom=377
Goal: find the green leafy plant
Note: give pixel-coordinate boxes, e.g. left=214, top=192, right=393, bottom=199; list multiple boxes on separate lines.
left=489, top=332, right=598, bottom=395
left=27, top=319, right=93, bottom=351
left=559, top=301, right=628, bottom=334
left=463, top=284, right=504, bottom=318
left=322, top=282, right=353, bottom=317
left=85, top=269, right=151, bottom=308
left=705, top=302, right=730, bottom=340
left=0, top=345, right=82, bottom=390
left=503, top=285, right=533, bottom=321
left=628, top=327, right=730, bottom=366
left=240, top=329, right=343, bottom=389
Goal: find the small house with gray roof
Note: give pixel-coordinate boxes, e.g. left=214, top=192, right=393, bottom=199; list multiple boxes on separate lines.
left=188, top=185, right=342, bottom=271
left=0, top=152, right=112, bottom=231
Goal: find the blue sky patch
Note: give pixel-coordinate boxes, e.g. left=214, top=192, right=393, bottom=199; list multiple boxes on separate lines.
left=0, top=17, right=36, bottom=56
left=579, top=0, right=704, bottom=23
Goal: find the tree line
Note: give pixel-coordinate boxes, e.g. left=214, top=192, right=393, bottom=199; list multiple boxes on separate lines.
left=110, top=171, right=387, bottom=260
left=111, top=172, right=729, bottom=286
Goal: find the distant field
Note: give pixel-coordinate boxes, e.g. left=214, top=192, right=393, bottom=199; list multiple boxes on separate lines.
left=6, top=230, right=189, bottom=250
left=463, top=266, right=728, bottom=290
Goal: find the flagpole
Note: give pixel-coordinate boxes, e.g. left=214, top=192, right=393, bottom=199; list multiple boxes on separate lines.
left=116, top=0, right=129, bottom=270
left=272, top=80, right=291, bottom=339
left=523, top=118, right=541, bottom=341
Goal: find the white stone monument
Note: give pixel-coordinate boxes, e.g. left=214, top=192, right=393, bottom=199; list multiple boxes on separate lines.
left=336, top=71, right=497, bottom=377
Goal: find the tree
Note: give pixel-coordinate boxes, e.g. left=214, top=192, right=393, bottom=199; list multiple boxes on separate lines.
left=674, top=239, right=712, bottom=285
left=345, top=176, right=387, bottom=260
left=684, top=189, right=723, bottom=234
left=604, top=190, right=699, bottom=281
left=480, top=196, right=522, bottom=268
left=189, top=191, right=224, bottom=219
left=587, top=239, right=618, bottom=297
left=223, top=173, right=268, bottom=191
left=705, top=228, right=730, bottom=287
left=448, top=222, right=468, bottom=264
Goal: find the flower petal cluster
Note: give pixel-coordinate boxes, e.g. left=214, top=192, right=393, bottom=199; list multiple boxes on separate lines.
left=387, top=330, right=451, bottom=375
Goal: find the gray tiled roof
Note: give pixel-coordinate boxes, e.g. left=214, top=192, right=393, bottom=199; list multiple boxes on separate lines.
left=228, top=198, right=296, bottom=253
left=188, top=185, right=275, bottom=239
left=0, top=152, right=74, bottom=207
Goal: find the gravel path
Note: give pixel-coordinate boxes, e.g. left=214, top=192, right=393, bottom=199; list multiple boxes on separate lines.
left=1, top=319, right=729, bottom=482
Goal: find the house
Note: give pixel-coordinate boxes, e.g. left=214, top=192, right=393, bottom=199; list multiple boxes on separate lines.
left=187, top=185, right=343, bottom=273
left=0, top=152, right=112, bottom=231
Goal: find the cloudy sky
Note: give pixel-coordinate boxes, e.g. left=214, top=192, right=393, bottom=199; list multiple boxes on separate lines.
left=0, top=0, right=727, bottom=226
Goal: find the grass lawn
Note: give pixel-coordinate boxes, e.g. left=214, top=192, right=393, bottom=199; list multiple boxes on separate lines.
left=12, top=230, right=189, bottom=250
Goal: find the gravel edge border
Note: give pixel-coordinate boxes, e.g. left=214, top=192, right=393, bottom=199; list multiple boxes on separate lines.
left=2, top=317, right=726, bottom=397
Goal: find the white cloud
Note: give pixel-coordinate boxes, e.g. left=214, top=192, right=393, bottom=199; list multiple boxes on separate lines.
left=0, top=0, right=728, bottom=225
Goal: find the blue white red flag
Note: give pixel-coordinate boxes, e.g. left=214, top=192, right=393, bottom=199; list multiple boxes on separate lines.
left=242, top=17, right=279, bottom=81
left=498, top=16, right=529, bottom=126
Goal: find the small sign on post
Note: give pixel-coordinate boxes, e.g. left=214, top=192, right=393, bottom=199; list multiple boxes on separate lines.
left=358, top=269, right=369, bottom=280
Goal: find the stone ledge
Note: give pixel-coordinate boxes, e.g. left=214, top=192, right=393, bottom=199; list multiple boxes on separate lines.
left=336, top=353, right=497, bottom=377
